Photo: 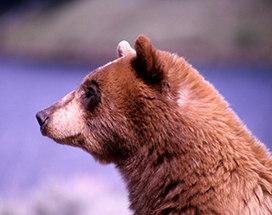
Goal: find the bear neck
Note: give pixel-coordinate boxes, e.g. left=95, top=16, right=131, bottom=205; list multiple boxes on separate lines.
left=117, top=123, right=272, bottom=214
left=116, top=79, right=272, bottom=214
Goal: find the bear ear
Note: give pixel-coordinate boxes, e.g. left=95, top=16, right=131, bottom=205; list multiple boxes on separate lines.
left=117, top=40, right=136, bottom=58
left=134, top=35, right=164, bottom=85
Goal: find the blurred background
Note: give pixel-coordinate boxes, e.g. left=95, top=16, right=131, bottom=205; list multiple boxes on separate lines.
left=0, top=0, right=271, bottom=214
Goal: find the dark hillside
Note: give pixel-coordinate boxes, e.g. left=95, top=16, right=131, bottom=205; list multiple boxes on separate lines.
left=0, top=0, right=271, bottom=64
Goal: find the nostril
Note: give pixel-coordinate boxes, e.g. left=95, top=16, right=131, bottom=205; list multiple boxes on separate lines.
left=36, top=110, right=49, bottom=127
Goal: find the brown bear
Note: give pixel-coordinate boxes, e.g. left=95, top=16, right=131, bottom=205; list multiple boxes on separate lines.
left=36, top=35, right=272, bottom=214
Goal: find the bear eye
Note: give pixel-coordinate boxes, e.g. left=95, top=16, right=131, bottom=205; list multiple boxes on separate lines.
left=86, top=86, right=95, bottom=98
left=84, top=81, right=101, bottom=112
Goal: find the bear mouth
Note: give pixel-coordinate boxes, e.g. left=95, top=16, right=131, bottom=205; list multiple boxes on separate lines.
left=40, top=124, right=48, bottom=136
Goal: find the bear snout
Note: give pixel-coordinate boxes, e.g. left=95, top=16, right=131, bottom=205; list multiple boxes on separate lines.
left=36, top=110, right=49, bottom=134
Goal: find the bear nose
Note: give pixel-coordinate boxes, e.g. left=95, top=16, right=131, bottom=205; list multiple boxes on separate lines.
left=36, top=110, right=49, bottom=127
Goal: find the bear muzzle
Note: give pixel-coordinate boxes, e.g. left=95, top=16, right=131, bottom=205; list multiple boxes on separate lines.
left=36, top=110, right=49, bottom=136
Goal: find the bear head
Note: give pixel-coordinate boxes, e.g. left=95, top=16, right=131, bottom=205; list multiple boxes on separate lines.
left=36, top=35, right=192, bottom=164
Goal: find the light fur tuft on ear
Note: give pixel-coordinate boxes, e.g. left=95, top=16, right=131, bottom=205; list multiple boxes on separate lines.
left=117, top=40, right=136, bottom=58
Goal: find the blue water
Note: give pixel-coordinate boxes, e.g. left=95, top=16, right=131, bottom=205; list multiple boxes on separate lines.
left=0, top=58, right=271, bottom=198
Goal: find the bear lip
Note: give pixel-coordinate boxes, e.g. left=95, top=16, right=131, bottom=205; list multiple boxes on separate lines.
left=39, top=120, right=49, bottom=136
left=40, top=123, right=48, bottom=136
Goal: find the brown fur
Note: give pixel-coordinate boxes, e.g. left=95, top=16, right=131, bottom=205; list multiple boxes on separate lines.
left=36, top=35, right=272, bottom=214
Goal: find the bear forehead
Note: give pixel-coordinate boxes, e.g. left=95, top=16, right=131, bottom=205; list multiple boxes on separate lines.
left=82, top=55, right=138, bottom=89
